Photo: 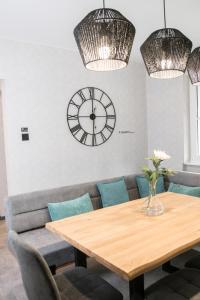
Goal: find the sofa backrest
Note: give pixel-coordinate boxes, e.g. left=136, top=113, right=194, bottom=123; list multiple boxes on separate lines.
left=167, top=171, right=200, bottom=187
left=6, top=171, right=200, bottom=234
left=6, top=174, right=139, bottom=233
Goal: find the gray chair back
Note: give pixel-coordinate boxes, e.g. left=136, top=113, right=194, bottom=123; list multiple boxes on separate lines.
left=8, top=230, right=61, bottom=300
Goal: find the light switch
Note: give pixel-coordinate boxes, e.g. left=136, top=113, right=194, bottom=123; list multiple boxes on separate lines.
left=21, top=127, right=29, bottom=141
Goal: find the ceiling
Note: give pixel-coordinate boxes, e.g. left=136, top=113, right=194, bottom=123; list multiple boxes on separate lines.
left=0, top=0, right=199, bottom=60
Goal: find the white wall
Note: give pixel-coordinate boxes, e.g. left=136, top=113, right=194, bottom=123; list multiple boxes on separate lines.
left=0, top=81, right=8, bottom=215
left=0, top=39, right=147, bottom=196
left=146, top=74, right=189, bottom=170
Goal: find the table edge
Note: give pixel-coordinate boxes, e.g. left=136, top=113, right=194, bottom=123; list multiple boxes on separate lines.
left=46, top=221, right=200, bottom=281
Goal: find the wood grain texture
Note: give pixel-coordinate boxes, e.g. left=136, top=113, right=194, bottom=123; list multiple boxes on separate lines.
left=46, top=192, right=200, bottom=280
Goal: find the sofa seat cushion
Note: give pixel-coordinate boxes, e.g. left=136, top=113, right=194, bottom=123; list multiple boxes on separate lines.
left=55, top=266, right=123, bottom=300
left=20, top=228, right=74, bottom=267
left=146, top=268, right=200, bottom=299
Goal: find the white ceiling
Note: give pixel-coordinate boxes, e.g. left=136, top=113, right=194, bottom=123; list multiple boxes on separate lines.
left=0, top=0, right=199, bottom=60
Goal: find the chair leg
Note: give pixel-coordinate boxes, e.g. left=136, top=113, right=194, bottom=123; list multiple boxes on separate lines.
left=49, top=265, right=56, bottom=275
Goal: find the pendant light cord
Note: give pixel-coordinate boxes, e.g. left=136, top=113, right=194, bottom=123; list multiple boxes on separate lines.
left=163, top=0, right=167, bottom=28
left=103, top=0, right=105, bottom=9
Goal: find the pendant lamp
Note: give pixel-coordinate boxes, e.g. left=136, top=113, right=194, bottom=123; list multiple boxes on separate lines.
left=187, top=47, right=200, bottom=85
left=74, top=0, right=136, bottom=71
left=140, top=0, right=192, bottom=79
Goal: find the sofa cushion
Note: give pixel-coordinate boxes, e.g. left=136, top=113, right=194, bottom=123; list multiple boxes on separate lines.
left=146, top=268, right=200, bottom=299
left=6, top=174, right=138, bottom=233
left=168, top=171, right=200, bottom=187
left=48, top=193, right=93, bottom=221
left=97, top=178, right=129, bottom=208
left=20, top=228, right=74, bottom=267
left=168, top=182, right=200, bottom=197
left=55, top=267, right=123, bottom=300
left=136, top=176, right=165, bottom=198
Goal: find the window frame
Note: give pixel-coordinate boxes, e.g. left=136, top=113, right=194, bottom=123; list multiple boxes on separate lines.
left=189, top=85, right=200, bottom=163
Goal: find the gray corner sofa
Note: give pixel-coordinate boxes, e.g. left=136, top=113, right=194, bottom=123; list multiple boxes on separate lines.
left=5, top=171, right=200, bottom=271
left=5, top=175, right=139, bottom=271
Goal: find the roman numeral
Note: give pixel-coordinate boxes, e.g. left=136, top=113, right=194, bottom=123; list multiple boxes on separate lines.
left=71, top=124, right=81, bottom=135
left=107, top=115, right=115, bottom=119
left=80, top=132, right=88, bottom=144
left=68, top=114, right=78, bottom=120
left=100, top=132, right=106, bottom=142
left=89, top=87, right=95, bottom=99
left=78, top=90, right=87, bottom=104
left=70, top=100, right=80, bottom=109
left=105, top=103, right=112, bottom=109
left=92, top=134, right=97, bottom=146
left=105, top=124, right=114, bottom=132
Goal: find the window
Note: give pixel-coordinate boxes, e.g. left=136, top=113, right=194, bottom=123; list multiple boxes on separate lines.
left=189, top=86, right=200, bottom=163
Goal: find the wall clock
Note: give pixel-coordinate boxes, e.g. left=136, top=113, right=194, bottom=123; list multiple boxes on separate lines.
left=67, top=87, right=116, bottom=146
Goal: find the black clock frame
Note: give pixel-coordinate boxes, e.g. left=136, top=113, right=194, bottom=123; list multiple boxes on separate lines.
left=67, top=87, right=116, bottom=147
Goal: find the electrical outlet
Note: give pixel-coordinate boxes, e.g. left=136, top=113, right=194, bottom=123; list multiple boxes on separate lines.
left=22, top=133, right=29, bottom=141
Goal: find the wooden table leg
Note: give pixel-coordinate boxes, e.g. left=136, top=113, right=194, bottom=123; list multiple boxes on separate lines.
left=74, top=248, right=87, bottom=268
left=162, top=261, right=179, bottom=273
left=129, top=274, right=144, bottom=300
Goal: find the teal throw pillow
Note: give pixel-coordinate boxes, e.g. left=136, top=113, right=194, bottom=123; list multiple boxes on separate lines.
left=48, top=193, right=93, bottom=221
left=136, top=176, right=165, bottom=198
left=168, top=183, right=200, bottom=197
left=97, top=178, right=129, bottom=208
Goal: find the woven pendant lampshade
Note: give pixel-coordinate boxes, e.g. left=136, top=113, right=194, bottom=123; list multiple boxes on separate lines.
left=141, top=28, right=192, bottom=79
left=140, top=0, right=192, bottom=79
left=187, top=47, right=200, bottom=85
left=74, top=8, right=135, bottom=71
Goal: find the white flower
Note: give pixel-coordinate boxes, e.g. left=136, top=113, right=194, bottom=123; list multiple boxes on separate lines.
left=153, top=150, right=171, bottom=160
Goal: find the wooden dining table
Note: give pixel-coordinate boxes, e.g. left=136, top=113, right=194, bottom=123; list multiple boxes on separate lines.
left=46, top=192, right=200, bottom=300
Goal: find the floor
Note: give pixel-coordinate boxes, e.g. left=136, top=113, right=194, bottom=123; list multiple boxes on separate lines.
left=0, top=219, right=199, bottom=300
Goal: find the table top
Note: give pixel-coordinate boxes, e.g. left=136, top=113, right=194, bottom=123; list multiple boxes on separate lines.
left=46, top=192, right=200, bottom=281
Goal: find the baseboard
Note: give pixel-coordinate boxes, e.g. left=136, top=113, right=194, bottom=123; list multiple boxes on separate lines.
left=0, top=216, right=5, bottom=220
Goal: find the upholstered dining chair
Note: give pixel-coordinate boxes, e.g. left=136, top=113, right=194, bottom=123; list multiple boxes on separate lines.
left=185, top=254, right=200, bottom=270
left=8, top=230, right=123, bottom=300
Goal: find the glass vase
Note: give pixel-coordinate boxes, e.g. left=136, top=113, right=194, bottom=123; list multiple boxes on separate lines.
left=144, top=180, right=165, bottom=216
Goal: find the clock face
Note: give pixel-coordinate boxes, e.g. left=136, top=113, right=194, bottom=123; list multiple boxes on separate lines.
left=67, top=87, right=116, bottom=146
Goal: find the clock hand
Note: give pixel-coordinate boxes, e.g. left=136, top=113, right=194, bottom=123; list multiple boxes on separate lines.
left=92, top=118, right=95, bottom=146
left=92, top=106, right=96, bottom=146
left=93, top=118, right=95, bottom=134
left=94, top=107, right=96, bottom=129
left=92, top=96, right=94, bottom=114
left=79, top=115, right=106, bottom=118
left=93, top=107, right=96, bottom=134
